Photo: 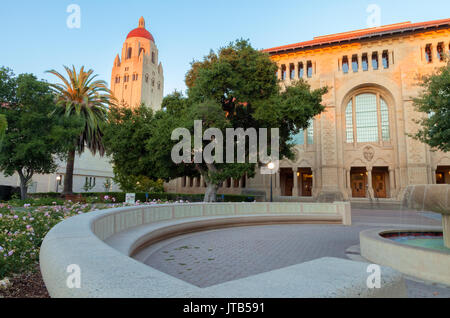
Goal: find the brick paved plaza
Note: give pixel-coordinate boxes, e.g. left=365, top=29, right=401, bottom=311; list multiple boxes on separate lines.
left=136, top=207, right=450, bottom=298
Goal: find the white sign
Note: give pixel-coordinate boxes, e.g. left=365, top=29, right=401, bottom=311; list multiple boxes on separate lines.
left=125, top=193, right=136, bottom=204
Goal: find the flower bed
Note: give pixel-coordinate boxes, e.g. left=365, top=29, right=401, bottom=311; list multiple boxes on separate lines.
left=0, top=199, right=187, bottom=280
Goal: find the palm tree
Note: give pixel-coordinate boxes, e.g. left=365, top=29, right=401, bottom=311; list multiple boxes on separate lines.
left=47, top=66, right=115, bottom=195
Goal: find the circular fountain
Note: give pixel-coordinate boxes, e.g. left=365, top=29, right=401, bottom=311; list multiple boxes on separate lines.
left=360, top=185, right=450, bottom=285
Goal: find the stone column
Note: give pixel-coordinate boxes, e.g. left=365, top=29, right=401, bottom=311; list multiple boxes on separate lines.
left=389, top=168, right=395, bottom=198
left=432, top=168, right=437, bottom=184
left=200, top=175, right=204, bottom=188
left=346, top=169, right=352, bottom=199
left=292, top=168, right=299, bottom=197
left=367, top=167, right=374, bottom=199
left=294, top=62, right=299, bottom=80
left=276, top=170, right=281, bottom=196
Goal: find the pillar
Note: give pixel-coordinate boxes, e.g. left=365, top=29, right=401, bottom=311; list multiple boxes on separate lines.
left=389, top=168, right=395, bottom=198
left=367, top=167, right=374, bottom=199
left=292, top=168, right=299, bottom=197
left=276, top=170, right=281, bottom=196
left=432, top=168, right=437, bottom=184
left=346, top=169, right=351, bottom=189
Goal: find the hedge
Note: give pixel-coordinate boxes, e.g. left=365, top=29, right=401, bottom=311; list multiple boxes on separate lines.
left=28, top=192, right=261, bottom=203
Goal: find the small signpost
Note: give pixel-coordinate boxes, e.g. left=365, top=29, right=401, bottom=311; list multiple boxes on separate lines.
left=125, top=193, right=136, bottom=204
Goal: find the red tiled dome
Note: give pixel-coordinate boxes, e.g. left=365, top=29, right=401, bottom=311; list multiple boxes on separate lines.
left=126, top=27, right=155, bottom=42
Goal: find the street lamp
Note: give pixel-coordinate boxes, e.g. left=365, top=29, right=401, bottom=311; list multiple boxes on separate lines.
left=268, top=162, right=275, bottom=202
left=56, top=175, right=61, bottom=193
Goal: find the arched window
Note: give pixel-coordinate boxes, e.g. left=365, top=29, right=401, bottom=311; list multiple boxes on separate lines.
left=127, top=48, right=132, bottom=59
left=345, top=93, right=390, bottom=143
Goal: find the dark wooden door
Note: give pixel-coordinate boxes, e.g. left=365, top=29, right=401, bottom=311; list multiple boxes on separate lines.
left=285, top=174, right=293, bottom=196
left=372, top=172, right=387, bottom=198
left=301, top=174, right=313, bottom=197
left=351, top=175, right=366, bottom=198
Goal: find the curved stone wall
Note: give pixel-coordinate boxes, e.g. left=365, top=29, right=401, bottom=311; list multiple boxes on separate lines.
left=39, top=202, right=404, bottom=298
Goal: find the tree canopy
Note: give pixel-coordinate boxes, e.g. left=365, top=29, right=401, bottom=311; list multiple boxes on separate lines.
left=104, top=40, right=328, bottom=201
left=413, top=61, right=450, bottom=152
left=0, top=67, right=81, bottom=199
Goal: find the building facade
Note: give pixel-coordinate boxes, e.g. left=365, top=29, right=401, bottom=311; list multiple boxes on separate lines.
left=167, top=18, right=450, bottom=201
left=111, top=17, right=164, bottom=111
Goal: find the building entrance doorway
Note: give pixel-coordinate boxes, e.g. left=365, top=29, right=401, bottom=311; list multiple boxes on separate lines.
left=351, top=168, right=367, bottom=198
left=372, top=167, right=389, bottom=198
left=436, top=166, right=450, bottom=184
left=298, top=168, right=313, bottom=197
left=280, top=168, right=293, bottom=196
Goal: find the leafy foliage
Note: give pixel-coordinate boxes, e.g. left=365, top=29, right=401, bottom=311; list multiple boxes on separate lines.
left=413, top=62, right=450, bottom=152
left=0, top=68, right=81, bottom=199
left=47, top=66, right=114, bottom=194
left=104, top=40, right=328, bottom=201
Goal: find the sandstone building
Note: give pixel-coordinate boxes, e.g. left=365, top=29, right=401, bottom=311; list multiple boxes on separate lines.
left=167, top=18, right=450, bottom=201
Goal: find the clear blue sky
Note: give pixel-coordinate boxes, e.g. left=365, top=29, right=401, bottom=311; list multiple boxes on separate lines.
left=1, top=0, right=449, bottom=96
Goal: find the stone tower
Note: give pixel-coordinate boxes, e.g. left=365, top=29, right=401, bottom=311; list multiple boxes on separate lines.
left=111, top=17, right=164, bottom=111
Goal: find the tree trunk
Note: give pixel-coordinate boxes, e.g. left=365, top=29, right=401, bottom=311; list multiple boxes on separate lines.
left=204, top=182, right=220, bottom=202
left=17, top=170, right=30, bottom=200
left=63, top=149, right=76, bottom=196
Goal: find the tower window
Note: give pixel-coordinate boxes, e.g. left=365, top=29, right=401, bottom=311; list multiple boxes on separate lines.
left=382, top=50, right=389, bottom=69
left=342, top=56, right=349, bottom=74
left=151, top=79, right=155, bottom=87
left=127, top=48, right=132, bottom=59
left=352, top=55, right=358, bottom=72
left=145, top=74, right=149, bottom=83
left=298, top=62, right=304, bottom=78
left=158, top=82, right=161, bottom=90
left=362, top=53, right=368, bottom=71
left=425, top=44, right=432, bottom=63
left=372, top=52, right=379, bottom=70
left=152, top=52, right=155, bottom=64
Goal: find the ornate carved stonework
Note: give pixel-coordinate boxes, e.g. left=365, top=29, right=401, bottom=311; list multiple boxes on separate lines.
left=363, top=146, right=375, bottom=162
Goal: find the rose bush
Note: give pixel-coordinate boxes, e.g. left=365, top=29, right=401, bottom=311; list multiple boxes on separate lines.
left=0, top=199, right=187, bottom=279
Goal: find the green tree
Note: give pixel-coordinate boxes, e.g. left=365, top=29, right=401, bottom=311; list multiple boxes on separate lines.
left=0, top=114, right=6, bottom=147
left=0, top=68, right=80, bottom=199
left=47, top=66, right=114, bottom=195
left=105, top=40, right=327, bottom=201
left=103, top=102, right=178, bottom=192
left=413, top=61, right=450, bottom=152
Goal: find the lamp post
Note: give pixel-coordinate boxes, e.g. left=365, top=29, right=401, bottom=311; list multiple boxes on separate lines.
left=56, top=175, right=61, bottom=193
left=268, top=162, right=275, bottom=202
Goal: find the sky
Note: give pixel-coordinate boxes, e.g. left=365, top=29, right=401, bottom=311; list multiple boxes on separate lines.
left=0, top=0, right=449, bottom=96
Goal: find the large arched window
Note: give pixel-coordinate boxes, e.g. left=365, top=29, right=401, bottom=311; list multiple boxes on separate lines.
left=345, top=93, right=390, bottom=143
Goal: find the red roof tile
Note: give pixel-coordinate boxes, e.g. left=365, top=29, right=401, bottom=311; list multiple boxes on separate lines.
left=264, top=18, right=450, bottom=54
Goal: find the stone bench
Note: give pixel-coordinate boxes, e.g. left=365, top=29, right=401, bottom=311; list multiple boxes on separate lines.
left=39, top=201, right=404, bottom=297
